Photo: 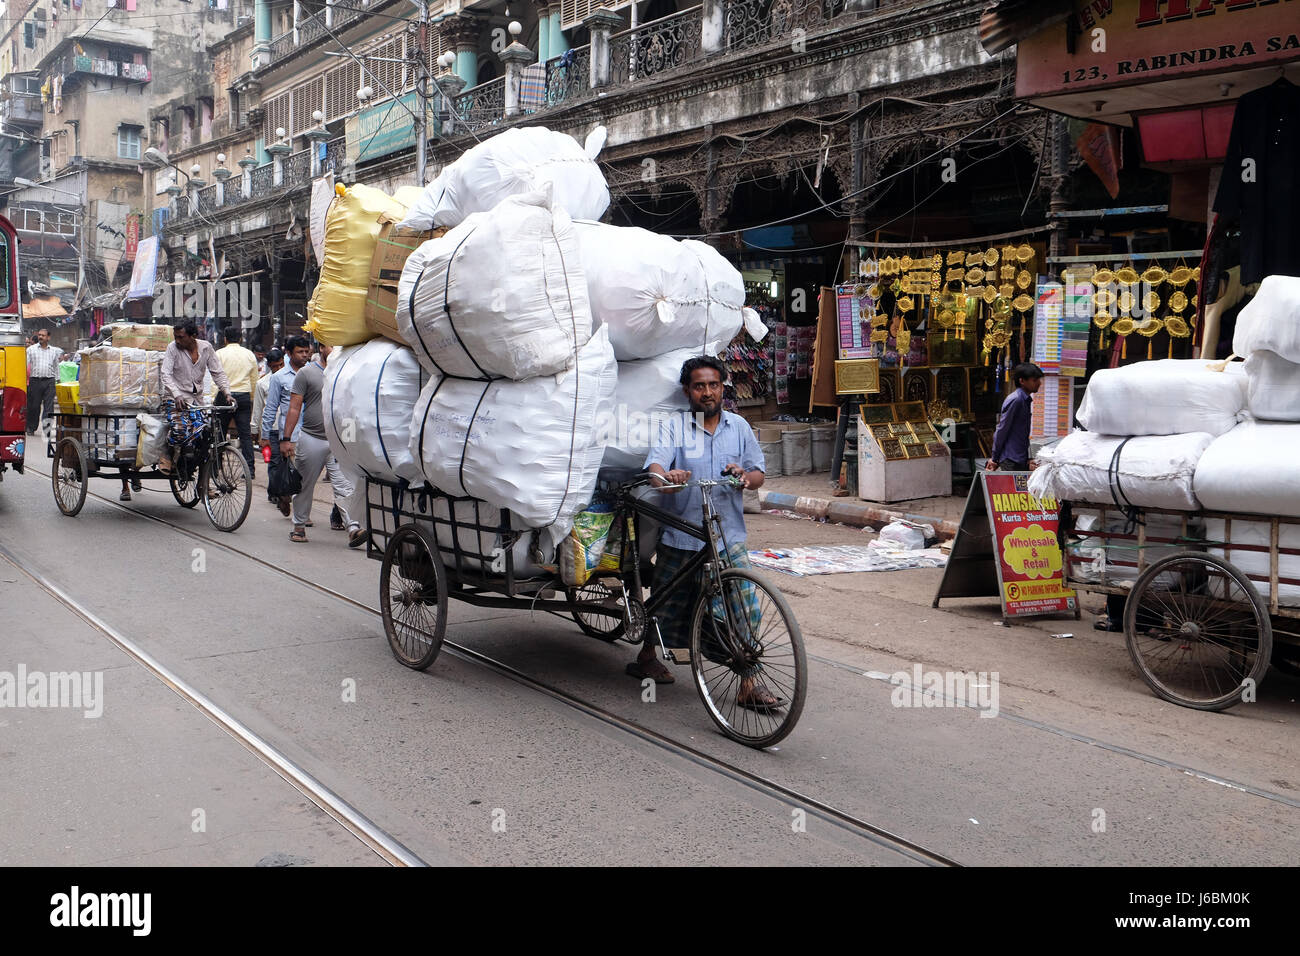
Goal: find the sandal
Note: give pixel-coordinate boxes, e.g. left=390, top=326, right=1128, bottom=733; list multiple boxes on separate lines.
left=119, top=490, right=132, bottom=502
left=737, top=679, right=784, bottom=712
left=625, top=658, right=675, bottom=685
left=290, top=528, right=308, bottom=543
left=348, top=528, right=370, bottom=549
left=131, top=478, right=142, bottom=492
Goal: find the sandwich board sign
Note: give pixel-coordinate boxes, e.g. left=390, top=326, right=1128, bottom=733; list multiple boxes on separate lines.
left=933, top=471, right=1076, bottom=619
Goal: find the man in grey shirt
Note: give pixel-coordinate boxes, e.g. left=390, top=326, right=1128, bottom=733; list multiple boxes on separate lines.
left=279, top=343, right=362, bottom=544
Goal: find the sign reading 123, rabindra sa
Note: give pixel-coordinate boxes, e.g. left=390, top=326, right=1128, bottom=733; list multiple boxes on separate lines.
left=1016, top=0, right=1300, bottom=99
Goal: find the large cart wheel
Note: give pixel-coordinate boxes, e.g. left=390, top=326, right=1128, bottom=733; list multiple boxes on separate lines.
left=51, top=437, right=88, bottom=517
left=170, top=472, right=201, bottom=508
left=200, top=443, right=252, bottom=532
left=1125, top=551, right=1273, bottom=712
left=689, top=568, right=807, bottom=749
left=380, top=524, right=449, bottom=670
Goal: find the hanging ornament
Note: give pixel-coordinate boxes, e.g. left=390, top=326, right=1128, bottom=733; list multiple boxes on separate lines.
left=1093, top=310, right=1114, bottom=330
left=1141, top=266, right=1169, bottom=286
left=965, top=266, right=985, bottom=285
left=1169, top=265, right=1193, bottom=287
left=983, top=247, right=999, bottom=267
left=1016, top=269, right=1033, bottom=290
left=1169, top=290, right=1189, bottom=313
left=1092, top=268, right=1116, bottom=286
left=1116, top=266, right=1140, bottom=286
left=1012, top=293, right=1034, bottom=313
left=1143, top=289, right=1161, bottom=314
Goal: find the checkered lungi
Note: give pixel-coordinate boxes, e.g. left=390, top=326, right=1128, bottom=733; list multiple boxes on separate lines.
left=651, top=541, right=763, bottom=678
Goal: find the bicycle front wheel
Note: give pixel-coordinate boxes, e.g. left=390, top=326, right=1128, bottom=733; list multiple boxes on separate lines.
left=201, top=443, right=252, bottom=532
left=689, top=568, right=806, bottom=749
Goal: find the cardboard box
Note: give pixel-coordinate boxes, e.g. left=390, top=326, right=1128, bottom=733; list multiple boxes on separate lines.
left=111, top=323, right=172, bottom=352
left=55, top=381, right=80, bottom=413
left=364, top=217, right=437, bottom=344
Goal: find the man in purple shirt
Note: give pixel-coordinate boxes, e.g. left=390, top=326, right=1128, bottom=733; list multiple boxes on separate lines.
left=987, top=362, right=1043, bottom=473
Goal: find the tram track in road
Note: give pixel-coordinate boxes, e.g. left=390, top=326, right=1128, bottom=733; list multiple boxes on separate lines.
left=24, top=467, right=961, bottom=867
left=0, top=537, right=428, bottom=868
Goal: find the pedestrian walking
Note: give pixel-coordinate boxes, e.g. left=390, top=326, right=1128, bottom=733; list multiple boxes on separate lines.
left=630, top=356, right=780, bottom=711
left=262, top=336, right=309, bottom=509
left=279, top=343, right=364, bottom=545
left=987, top=362, right=1044, bottom=474
left=216, top=326, right=259, bottom=477
left=252, top=347, right=282, bottom=449
left=25, top=328, right=58, bottom=436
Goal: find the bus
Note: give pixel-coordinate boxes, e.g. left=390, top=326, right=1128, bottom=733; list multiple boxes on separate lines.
left=0, top=214, right=26, bottom=479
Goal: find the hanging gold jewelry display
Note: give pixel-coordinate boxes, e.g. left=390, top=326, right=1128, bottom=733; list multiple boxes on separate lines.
left=1092, top=268, right=1116, bottom=287
left=966, top=251, right=982, bottom=269
left=896, top=327, right=912, bottom=355
left=1168, top=265, right=1192, bottom=287
left=965, top=266, right=985, bottom=285
left=1169, top=290, right=1189, bottom=314
left=900, top=255, right=914, bottom=272
left=1116, top=266, right=1140, bottom=287
left=1016, top=269, right=1033, bottom=290
left=947, top=250, right=965, bottom=266
left=1000, top=263, right=1017, bottom=281
left=1141, top=266, right=1168, bottom=286
left=983, top=247, right=999, bottom=267
left=1016, top=244, right=1035, bottom=263
left=931, top=253, right=943, bottom=271
left=1143, top=289, right=1162, bottom=314
left=982, top=284, right=998, bottom=304
left=1135, top=315, right=1164, bottom=359
left=999, top=282, right=1015, bottom=299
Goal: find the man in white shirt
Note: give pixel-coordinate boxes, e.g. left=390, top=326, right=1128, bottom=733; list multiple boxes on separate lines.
left=216, top=326, right=260, bottom=477
left=25, top=328, right=58, bottom=435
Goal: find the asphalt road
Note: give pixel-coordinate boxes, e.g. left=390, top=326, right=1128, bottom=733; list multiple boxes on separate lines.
left=2, top=464, right=1297, bottom=865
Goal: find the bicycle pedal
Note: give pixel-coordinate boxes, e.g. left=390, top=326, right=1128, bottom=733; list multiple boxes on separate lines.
left=665, top=647, right=692, bottom=666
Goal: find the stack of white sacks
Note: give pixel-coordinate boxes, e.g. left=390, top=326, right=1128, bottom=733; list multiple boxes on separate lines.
left=323, top=125, right=761, bottom=571
left=1029, top=274, right=1300, bottom=603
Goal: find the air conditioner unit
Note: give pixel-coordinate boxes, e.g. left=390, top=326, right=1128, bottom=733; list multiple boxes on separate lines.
left=236, top=14, right=251, bottom=27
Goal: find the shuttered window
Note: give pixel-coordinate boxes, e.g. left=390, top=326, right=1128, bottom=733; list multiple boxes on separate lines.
left=262, top=91, right=290, bottom=142
left=290, top=76, right=323, bottom=135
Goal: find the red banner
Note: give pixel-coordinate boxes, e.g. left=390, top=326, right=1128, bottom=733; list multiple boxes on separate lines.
left=984, top=473, right=1077, bottom=617
left=125, top=214, right=139, bottom=261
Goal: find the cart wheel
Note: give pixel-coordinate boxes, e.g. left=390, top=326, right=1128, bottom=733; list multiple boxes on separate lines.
left=201, top=443, right=252, bottom=532
left=569, top=579, right=625, bottom=642
left=51, top=437, right=88, bottom=517
left=170, top=472, right=201, bottom=508
left=1126, top=551, right=1273, bottom=712
left=380, top=524, right=448, bottom=670
left=689, top=568, right=806, bottom=749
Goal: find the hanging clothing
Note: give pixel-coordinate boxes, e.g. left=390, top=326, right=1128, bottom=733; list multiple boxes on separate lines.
left=1213, top=79, right=1300, bottom=286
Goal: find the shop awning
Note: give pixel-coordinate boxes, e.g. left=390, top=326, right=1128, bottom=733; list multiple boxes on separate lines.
left=24, top=295, right=67, bottom=319
left=979, top=0, right=1074, bottom=55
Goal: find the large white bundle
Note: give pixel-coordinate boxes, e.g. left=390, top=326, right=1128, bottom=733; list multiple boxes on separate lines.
left=598, top=348, right=695, bottom=471
left=1204, top=518, right=1300, bottom=606
left=408, top=326, right=618, bottom=545
left=1028, top=430, right=1212, bottom=511
left=1233, top=275, right=1300, bottom=362
left=1075, top=359, right=1246, bottom=438
left=324, top=339, right=424, bottom=483
left=1244, top=350, right=1300, bottom=421
left=1194, top=421, right=1300, bottom=517
left=573, top=221, right=760, bottom=360
left=399, top=126, right=610, bottom=231
left=398, top=189, right=592, bottom=380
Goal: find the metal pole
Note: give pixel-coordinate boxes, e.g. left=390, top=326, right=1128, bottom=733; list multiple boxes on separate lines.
left=413, top=2, right=429, bottom=186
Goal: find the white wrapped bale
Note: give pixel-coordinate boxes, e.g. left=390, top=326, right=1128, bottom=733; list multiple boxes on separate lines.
left=1027, top=430, right=1212, bottom=511
left=598, top=347, right=695, bottom=471
left=1068, top=511, right=1200, bottom=585
left=1244, top=350, right=1300, bottom=421
left=1233, top=275, right=1300, bottom=362
left=408, top=326, right=618, bottom=545
left=1204, top=518, right=1300, bottom=607
left=324, top=339, right=424, bottom=483
left=399, top=126, right=610, bottom=231
left=398, top=189, right=593, bottom=380
left=573, top=221, right=761, bottom=360
left=1075, top=359, right=1246, bottom=438
left=1193, top=421, right=1300, bottom=518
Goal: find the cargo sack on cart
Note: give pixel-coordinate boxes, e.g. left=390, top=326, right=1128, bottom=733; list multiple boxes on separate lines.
left=559, top=502, right=615, bottom=587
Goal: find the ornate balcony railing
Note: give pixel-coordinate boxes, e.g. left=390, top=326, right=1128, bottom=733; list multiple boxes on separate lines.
left=250, top=162, right=275, bottom=199
left=224, top=178, right=247, bottom=206
left=283, top=148, right=312, bottom=187
left=721, top=0, right=842, bottom=53
left=544, top=46, right=591, bottom=108
left=268, top=31, right=296, bottom=60
left=323, top=136, right=348, bottom=175
left=455, top=76, right=505, bottom=133
left=609, top=6, right=704, bottom=85
left=196, top=183, right=219, bottom=214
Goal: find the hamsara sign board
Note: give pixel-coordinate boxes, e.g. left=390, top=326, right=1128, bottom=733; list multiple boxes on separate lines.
left=1016, top=0, right=1300, bottom=100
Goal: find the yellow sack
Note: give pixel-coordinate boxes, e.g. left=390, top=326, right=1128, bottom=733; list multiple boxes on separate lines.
left=305, top=184, right=417, bottom=346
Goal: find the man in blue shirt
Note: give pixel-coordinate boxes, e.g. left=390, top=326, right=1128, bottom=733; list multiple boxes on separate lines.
left=988, top=362, right=1043, bottom=473
left=633, top=356, right=780, bottom=711
left=261, top=335, right=310, bottom=510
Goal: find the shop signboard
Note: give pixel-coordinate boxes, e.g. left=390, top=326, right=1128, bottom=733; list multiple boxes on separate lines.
left=1017, top=0, right=1300, bottom=100
left=351, top=93, right=425, bottom=164
left=933, top=472, right=1077, bottom=620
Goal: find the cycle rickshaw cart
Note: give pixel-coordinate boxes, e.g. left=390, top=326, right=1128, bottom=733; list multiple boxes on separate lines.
left=48, top=401, right=253, bottom=532
left=1061, top=501, right=1300, bottom=711
left=365, top=471, right=807, bottom=748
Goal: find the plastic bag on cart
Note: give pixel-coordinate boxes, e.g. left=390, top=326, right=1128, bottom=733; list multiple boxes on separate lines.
left=573, top=221, right=758, bottom=361
left=599, top=348, right=695, bottom=471
left=1204, top=517, right=1300, bottom=606
left=1244, top=349, right=1300, bottom=421
left=324, top=339, right=424, bottom=483
left=1193, top=420, right=1300, bottom=518
left=399, top=126, right=610, bottom=231
left=560, top=501, right=616, bottom=587
left=135, top=413, right=167, bottom=469
left=1028, top=430, right=1212, bottom=511
left=408, top=326, right=618, bottom=545
left=398, top=187, right=593, bottom=381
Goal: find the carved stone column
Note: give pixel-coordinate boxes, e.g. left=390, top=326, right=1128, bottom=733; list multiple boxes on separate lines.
left=584, top=9, right=623, bottom=90
left=500, top=41, right=536, bottom=119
